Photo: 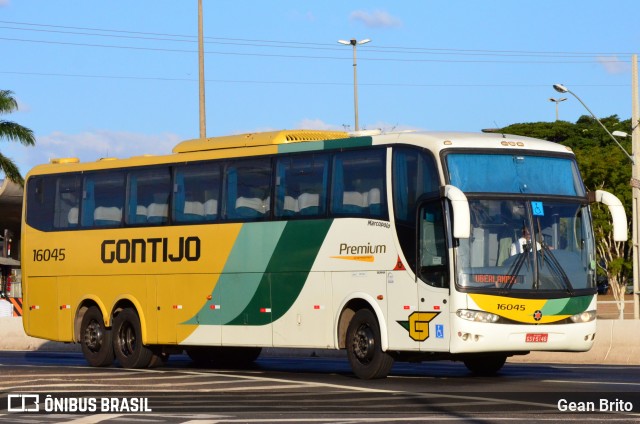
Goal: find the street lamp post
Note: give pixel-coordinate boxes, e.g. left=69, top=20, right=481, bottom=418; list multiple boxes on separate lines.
left=198, top=0, right=206, bottom=139
left=553, top=84, right=634, bottom=163
left=553, top=82, right=638, bottom=319
left=548, top=97, right=567, bottom=121
left=338, top=38, right=371, bottom=132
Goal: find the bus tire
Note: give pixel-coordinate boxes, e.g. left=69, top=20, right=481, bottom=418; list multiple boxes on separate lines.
left=463, top=354, right=507, bottom=376
left=112, top=308, right=153, bottom=369
left=346, top=309, right=394, bottom=379
left=80, top=306, right=114, bottom=367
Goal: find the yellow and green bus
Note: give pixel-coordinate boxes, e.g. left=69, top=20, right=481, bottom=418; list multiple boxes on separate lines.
left=21, top=129, right=626, bottom=379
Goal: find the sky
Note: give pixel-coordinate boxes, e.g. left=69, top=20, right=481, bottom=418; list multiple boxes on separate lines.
left=1, top=0, right=639, bottom=176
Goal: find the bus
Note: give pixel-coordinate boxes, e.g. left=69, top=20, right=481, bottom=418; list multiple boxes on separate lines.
left=21, top=129, right=627, bottom=379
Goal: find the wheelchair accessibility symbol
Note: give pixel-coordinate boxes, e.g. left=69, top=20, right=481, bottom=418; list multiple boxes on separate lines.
left=531, top=201, right=544, bottom=216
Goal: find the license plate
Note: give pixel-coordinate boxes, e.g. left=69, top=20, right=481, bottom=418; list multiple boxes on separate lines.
left=525, top=333, right=548, bottom=343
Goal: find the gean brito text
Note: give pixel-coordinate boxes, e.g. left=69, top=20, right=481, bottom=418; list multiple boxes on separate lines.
left=101, top=237, right=201, bottom=263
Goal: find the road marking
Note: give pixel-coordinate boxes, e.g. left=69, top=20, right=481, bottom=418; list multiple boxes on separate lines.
left=60, top=415, right=122, bottom=423
left=544, top=379, right=640, bottom=387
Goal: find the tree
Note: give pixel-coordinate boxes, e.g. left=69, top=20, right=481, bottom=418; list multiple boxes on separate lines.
left=0, top=90, right=35, bottom=186
left=502, top=116, right=632, bottom=319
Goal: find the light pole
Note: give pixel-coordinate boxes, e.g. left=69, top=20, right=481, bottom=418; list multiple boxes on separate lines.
left=338, top=38, right=371, bottom=132
left=198, top=0, right=206, bottom=139
left=553, top=84, right=634, bottom=163
left=548, top=97, right=567, bottom=121
left=553, top=82, right=638, bottom=319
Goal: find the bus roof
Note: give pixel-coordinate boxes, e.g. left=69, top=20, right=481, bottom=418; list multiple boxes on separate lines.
left=172, top=130, right=349, bottom=153
left=28, top=129, right=573, bottom=176
left=372, top=131, right=574, bottom=156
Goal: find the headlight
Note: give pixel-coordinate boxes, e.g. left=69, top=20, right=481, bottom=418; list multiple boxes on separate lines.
left=570, top=310, right=596, bottom=323
left=456, top=309, right=500, bottom=323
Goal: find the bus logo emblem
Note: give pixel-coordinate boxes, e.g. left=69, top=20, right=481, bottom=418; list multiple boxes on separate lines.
left=397, top=311, right=440, bottom=341
left=533, top=310, right=543, bottom=321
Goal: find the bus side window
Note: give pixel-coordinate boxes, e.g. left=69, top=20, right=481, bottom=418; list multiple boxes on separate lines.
left=83, top=172, right=125, bottom=227
left=393, top=147, right=440, bottom=222
left=224, top=159, right=272, bottom=221
left=54, top=175, right=81, bottom=229
left=418, top=200, right=449, bottom=288
left=173, top=163, right=221, bottom=223
left=331, top=149, right=387, bottom=219
left=26, top=176, right=56, bottom=231
left=275, top=154, right=328, bottom=218
left=127, top=168, right=171, bottom=225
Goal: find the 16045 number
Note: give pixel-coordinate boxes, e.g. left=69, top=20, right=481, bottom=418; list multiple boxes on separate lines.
left=32, top=248, right=66, bottom=262
left=496, top=303, right=526, bottom=311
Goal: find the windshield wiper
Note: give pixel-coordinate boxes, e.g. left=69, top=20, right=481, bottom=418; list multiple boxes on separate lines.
left=534, top=218, right=574, bottom=294
left=539, top=243, right=574, bottom=295
left=503, top=245, right=532, bottom=293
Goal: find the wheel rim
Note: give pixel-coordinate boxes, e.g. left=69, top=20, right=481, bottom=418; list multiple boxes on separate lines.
left=118, top=321, right=137, bottom=357
left=351, top=323, right=375, bottom=365
left=83, top=319, right=104, bottom=352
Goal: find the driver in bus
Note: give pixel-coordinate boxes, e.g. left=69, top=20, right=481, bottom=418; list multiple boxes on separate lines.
left=510, top=226, right=541, bottom=256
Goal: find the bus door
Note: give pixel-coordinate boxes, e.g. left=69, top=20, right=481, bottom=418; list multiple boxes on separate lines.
left=415, top=199, right=450, bottom=351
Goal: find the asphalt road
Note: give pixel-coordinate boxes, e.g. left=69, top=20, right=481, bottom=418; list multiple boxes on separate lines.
left=1, top=351, right=640, bottom=423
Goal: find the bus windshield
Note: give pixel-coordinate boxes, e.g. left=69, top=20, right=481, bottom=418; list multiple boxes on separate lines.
left=455, top=199, right=597, bottom=294
left=446, top=153, right=585, bottom=196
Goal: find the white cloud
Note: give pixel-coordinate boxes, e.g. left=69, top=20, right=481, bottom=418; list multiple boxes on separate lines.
left=0, top=0, right=9, bottom=7
left=18, top=130, right=181, bottom=171
left=350, top=10, right=402, bottom=28
left=295, top=118, right=344, bottom=131
left=597, top=56, right=630, bottom=74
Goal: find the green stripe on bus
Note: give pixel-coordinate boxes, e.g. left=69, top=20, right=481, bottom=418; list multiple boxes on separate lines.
left=278, top=136, right=373, bottom=154
left=183, top=222, right=286, bottom=325
left=226, top=219, right=333, bottom=326
left=323, top=136, right=372, bottom=150
left=541, top=295, right=593, bottom=316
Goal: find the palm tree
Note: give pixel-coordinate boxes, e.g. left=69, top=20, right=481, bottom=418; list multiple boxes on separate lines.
left=1, top=89, right=35, bottom=186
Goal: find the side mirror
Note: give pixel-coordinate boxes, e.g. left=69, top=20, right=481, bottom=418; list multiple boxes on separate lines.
left=590, top=190, right=628, bottom=242
left=442, top=185, right=470, bottom=239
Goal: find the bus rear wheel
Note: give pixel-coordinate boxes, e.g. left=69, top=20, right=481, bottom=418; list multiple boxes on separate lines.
left=112, top=308, right=153, bottom=369
left=346, top=309, right=394, bottom=379
left=80, top=306, right=114, bottom=367
left=463, top=354, right=507, bottom=376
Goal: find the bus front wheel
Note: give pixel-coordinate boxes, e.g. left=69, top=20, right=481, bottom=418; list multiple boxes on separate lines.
left=80, top=306, right=114, bottom=367
left=346, top=309, right=394, bottom=379
left=112, top=308, right=153, bottom=369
